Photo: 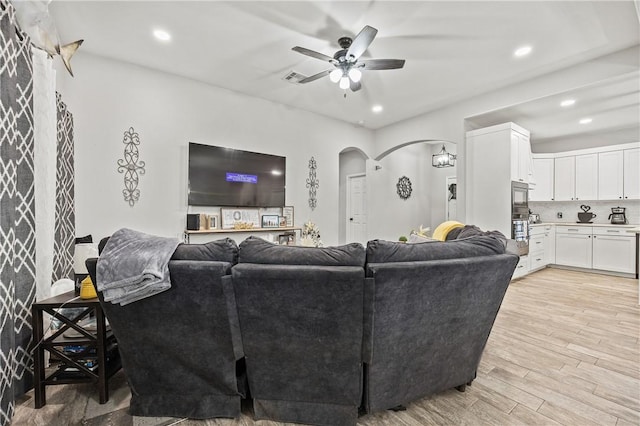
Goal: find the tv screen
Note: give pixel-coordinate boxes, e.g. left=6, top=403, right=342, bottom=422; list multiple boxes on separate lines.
left=188, top=143, right=286, bottom=207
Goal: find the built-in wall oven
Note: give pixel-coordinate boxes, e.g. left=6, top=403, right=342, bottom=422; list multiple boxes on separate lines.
left=511, top=181, right=529, bottom=255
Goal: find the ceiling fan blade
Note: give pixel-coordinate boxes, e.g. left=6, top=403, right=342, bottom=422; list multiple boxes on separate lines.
left=350, top=80, right=362, bottom=92
left=359, top=59, right=406, bottom=70
left=346, top=25, right=378, bottom=61
left=299, top=69, right=332, bottom=84
left=292, top=46, right=336, bottom=64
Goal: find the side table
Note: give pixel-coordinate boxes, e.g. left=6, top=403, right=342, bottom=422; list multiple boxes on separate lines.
left=31, top=291, right=121, bottom=408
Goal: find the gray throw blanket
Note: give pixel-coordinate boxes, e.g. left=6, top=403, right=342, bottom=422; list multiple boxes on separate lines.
left=97, top=228, right=180, bottom=305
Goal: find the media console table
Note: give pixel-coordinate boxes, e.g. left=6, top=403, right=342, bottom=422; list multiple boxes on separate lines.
left=31, top=291, right=121, bottom=408
left=184, top=227, right=302, bottom=244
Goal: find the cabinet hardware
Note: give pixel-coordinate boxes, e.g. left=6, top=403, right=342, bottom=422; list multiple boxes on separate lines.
left=606, top=230, right=620, bottom=233
left=536, top=258, right=542, bottom=261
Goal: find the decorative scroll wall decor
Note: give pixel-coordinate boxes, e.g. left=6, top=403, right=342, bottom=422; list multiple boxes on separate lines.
left=306, top=156, right=319, bottom=210
left=117, top=127, right=145, bottom=207
left=396, top=176, right=412, bottom=200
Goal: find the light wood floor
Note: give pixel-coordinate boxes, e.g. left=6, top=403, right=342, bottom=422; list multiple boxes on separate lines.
left=12, top=268, right=640, bottom=426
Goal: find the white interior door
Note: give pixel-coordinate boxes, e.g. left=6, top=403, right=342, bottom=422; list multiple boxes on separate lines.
left=446, top=176, right=457, bottom=221
left=347, top=174, right=367, bottom=244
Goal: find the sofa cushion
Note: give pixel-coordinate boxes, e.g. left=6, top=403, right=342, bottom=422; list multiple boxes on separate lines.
left=172, top=238, right=238, bottom=264
left=366, top=235, right=506, bottom=264
left=238, top=236, right=365, bottom=266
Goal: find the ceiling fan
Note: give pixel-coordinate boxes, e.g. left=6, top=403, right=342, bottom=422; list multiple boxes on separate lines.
left=292, top=25, right=405, bottom=92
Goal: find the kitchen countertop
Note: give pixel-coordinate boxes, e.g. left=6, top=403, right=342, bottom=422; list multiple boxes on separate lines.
left=530, top=222, right=639, bottom=228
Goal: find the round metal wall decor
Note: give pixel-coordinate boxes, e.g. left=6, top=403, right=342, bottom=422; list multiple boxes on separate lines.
left=396, top=176, right=412, bottom=200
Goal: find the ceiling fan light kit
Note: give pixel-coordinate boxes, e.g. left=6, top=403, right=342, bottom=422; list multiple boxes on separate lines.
left=292, top=25, right=405, bottom=93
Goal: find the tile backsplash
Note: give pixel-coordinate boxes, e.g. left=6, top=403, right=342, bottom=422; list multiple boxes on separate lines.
left=529, top=200, right=640, bottom=225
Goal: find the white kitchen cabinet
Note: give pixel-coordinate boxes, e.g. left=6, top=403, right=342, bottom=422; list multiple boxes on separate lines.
left=530, top=158, right=554, bottom=201
left=528, top=224, right=555, bottom=273
left=598, top=150, right=624, bottom=200
left=555, top=226, right=592, bottom=268
left=553, top=154, right=597, bottom=201
left=512, top=255, right=529, bottom=279
left=529, top=228, right=546, bottom=272
left=592, top=227, right=636, bottom=273
left=510, top=131, right=531, bottom=184
left=466, top=122, right=531, bottom=238
left=623, top=148, right=640, bottom=200
left=554, top=156, right=575, bottom=201
left=543, top=225, right=555, bottom=265
left=574, top=154, right=598, bottom=200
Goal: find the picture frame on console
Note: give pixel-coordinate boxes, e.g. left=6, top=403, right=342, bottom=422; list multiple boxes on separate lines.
left=283, top=206, right=294, bottom=227
left=261, top=215, right=280, bottom=228
left=221, top=208, right=260, bottom=229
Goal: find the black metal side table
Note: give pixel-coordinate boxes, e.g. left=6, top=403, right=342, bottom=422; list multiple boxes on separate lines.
left=31, top=291, right=121, bottom=408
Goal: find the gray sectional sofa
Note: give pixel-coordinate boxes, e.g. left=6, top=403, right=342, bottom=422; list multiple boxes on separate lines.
left=87, top=230, right=518, bottom=425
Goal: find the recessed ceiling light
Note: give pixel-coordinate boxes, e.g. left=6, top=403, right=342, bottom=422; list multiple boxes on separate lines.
left=560, top=99, right=576, bottom=107
left=579, top=118, right=593, bottom=124
left=153, top=29, right=171, bottom=42
left=514, top=45, right=532, bottom=57
left=372, top=105, right=383, bottom=113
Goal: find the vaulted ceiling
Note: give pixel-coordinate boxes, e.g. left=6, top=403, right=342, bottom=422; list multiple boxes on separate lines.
left=49, top=1, right=639, bottom=141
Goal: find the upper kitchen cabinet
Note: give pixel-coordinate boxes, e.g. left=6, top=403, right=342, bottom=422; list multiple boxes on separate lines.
left=510, top=130, right=532, bottom=184
left=575, top=154, right=598, bottom=200
left=623, top=148, right=640, bottom=199
left=598, top=150, right=624, bottom=200
left=597, top=148, right=639, bottom=200
left=554, top=154, right=597, bottom=201
left=530, top=157, right=554, bottom=201
left=554, top=156, right=575, bottom=201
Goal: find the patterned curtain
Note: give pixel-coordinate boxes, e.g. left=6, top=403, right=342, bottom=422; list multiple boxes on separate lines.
left=0, top=1, right=36, bottom=424
left=51, top=93, right=75, bottom=283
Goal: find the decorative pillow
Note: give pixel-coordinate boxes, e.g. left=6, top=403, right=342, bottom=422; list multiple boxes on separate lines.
left=238, top=236, right=365, bottom=266
left=366, top=235, right=507, bottom=264
left=172, top=238, right=238, bottom=264
left=407, top=233, right=439, bottom=244
left=432, top=221, right=464, bottom=241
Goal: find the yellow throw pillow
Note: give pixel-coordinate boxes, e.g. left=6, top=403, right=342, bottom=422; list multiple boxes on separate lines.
left=432, top=221, right=464, bottom=241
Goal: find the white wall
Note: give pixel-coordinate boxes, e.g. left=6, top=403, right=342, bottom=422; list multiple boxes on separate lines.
left=56, top=52, right=373, bottom=245
left=338, top=149, right=367, bottom=244
left=366, top=143, right=432, bottom=242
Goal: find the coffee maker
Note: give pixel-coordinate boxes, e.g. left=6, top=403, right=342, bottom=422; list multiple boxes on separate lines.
left=608, top=207, right=627, bottom=224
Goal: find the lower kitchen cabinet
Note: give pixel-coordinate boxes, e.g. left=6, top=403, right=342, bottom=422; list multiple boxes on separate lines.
left=592, top=231, right=635, bottom=274
left=513, top=255, right=529, bottom=279
left=555, top=226, right=593, bottom=269
left=554, top=225, right=635, bottom=274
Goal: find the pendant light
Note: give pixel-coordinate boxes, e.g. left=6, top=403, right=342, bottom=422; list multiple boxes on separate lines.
left=432, top=144, right=456, bottom=168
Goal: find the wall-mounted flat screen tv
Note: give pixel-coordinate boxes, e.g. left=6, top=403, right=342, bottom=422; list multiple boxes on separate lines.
left=188, top=142, right=286, bottom=207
